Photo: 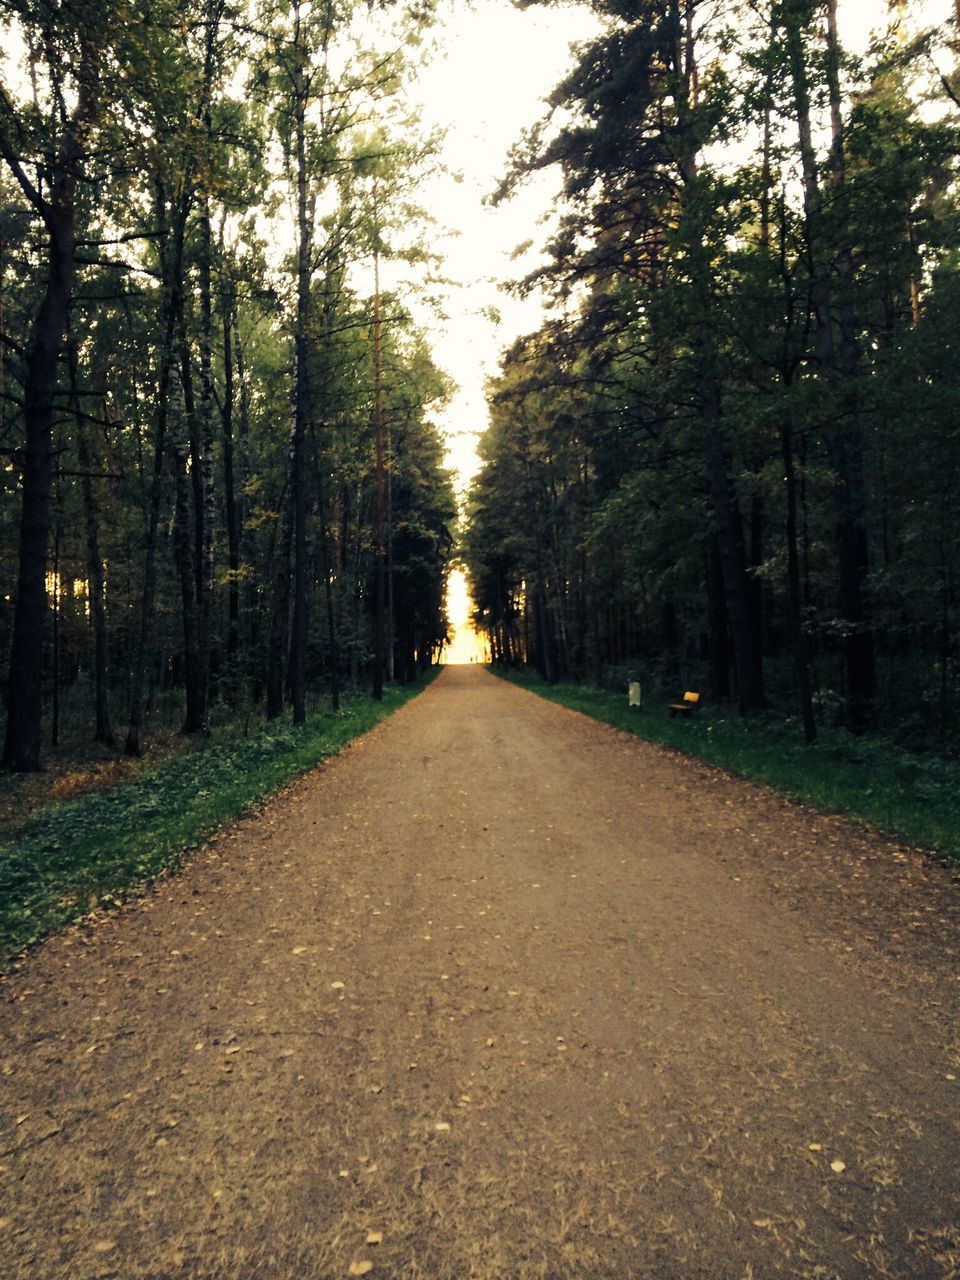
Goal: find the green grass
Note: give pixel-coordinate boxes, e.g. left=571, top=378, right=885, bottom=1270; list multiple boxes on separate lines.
left=495, top=667, right=960, bottom=863
left=0, top=677, right=434, bottom=971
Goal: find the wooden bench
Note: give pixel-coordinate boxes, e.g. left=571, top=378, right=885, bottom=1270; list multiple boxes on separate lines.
left=668, top=691, right=701, bottom=718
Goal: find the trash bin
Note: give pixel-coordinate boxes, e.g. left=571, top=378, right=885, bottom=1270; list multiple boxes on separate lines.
left=628, top=680, right=641, bottom=707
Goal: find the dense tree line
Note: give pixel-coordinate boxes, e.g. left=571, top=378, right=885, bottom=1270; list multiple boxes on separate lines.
left=0, top=0, right=454, bottom=771
left=464, top=0, right=960, bottom=750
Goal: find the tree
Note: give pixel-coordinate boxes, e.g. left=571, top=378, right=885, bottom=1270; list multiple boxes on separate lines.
left=0, top=0, right=453, bottom=768
left=468, top=0, right=960, bottom=747
left=0, top=0, right=104, bottom=768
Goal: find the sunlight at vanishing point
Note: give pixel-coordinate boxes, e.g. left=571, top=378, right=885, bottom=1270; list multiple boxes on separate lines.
left=444, top=569, right=487, bottom=665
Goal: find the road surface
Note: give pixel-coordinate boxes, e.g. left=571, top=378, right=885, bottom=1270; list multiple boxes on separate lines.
left=2, top=666, right=959, bottom=1278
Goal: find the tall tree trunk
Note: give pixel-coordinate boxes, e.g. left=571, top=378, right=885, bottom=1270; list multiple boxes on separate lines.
left=770, top=176, right=817, bottom=742
left=350, top=483, right=364, bottom=685
left=312, top=439, right=340, bottom=710
left=289, top=11, right=310, bottom=724
left=535, top=586, right=557, bottom=683
left=192, top=0, right=224, bottom=728
left=748, top=493, right=764, bottom=664
left=266, top=446, right=295, bottom=721
left=0, top=224, right=71, bottom=768
left=783, top=0, right=875, bottom=731
left=177, top=333, right=204, bottom=733
left=171, top=368, right=203, bottom=734
left=195, top=196, right=216, bottom=731
left=707, top=537, right=731, bottom=701
left=126, top=191, right=187, bottom=756
left=691, top=222, right=768, bottom=711
left=386, top=423, right=395, bottom=684
left=233, top=302, right=259, bottom=699
left=0, top=233, right=5, bottom=439
left=70, top=344, right=115, bottom=746
left=221, top=278, right=241, bottom=662
left=371, top=227, right=386, bottom=701
left=781, top=416, right=817, bottom=742
left=81, top=456, right=115, bottom=748
left=699, top=328, right=765, bottom=713
left=824, top=0, right=876, bottom=728
left=0, top=39, right=99, bottom=767
left=675, top=3, right=764, bottom=714
left=50, top=518, right=61, bottom=749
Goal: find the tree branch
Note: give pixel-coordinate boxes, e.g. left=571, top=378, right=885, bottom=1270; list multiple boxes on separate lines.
left=0, top=86, right=47, bottom=218
left=0, top=327, right=25, bottom=354
left=939, top=70, right=960, bottom=110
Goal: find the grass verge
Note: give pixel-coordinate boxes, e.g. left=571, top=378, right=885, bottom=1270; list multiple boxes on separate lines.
left=0, top=678, right=434, bottom=971
left=495, top=667, right=960, bottom=863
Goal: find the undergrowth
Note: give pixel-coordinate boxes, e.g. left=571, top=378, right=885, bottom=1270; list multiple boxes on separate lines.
left=495, top=667, right=960, bottom=863
left=0, top=678, right=433, bottom=971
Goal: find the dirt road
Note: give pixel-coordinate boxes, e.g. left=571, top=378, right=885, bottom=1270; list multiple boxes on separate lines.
left=2, top=666, right=959, bottom=1279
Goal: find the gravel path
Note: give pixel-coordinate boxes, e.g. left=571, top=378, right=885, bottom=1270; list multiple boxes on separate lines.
left=2, top=665, right=959, bottom=1279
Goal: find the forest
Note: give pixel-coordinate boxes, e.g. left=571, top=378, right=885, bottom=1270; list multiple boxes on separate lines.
left=463, top=0, right=960, bottom=753
left=4, top=0, right=960, bottom=778
left=0, top=0, right=455, bottom=772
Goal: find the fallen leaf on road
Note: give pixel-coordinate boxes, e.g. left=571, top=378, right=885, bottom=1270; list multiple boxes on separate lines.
left=830, top=1159, right=846, bottom=1173
left=292, top=947, right=307, bottom=955
left=435, top=1121, right=450, bottom=1132
left=93, top=1241, right=116, bottom=1253
left=348, top=1261, right=373, bottom=1275
left=366, top=1231, right=383, bottom=1245
left=808, top=1143, right=822, bottom=1151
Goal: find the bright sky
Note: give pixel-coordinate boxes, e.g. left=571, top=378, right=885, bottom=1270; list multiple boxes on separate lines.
left=407, top=0, right=600, bottom=492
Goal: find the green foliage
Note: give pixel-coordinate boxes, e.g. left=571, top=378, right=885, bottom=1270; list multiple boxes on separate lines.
left=0, top=0, right=453, bottom=765
left=0, top=675, right=435, bottom=970
left=497, top=666, right=960, bottom=864
left=468, top=0, right=960, bottom=748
